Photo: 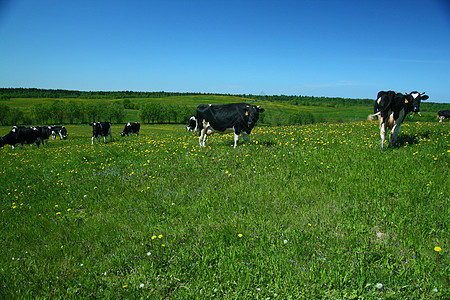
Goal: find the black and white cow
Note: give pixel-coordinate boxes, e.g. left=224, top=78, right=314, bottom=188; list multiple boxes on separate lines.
left=437, top=110, right=450, bottom=123
left=186, top=116, right=197, bottom=132
left=367, top=91, right=428, bottom=149
left=0, top=126, right=41, bottom=149
left=36, top=126, right=52, bottom=146
left=50, top=126, right=68, bottom=140
left=189, top=103, right=264, bottom=148
left=120, top=122, right=140, bottom=137
left=89, top=122, right=112, bottom=144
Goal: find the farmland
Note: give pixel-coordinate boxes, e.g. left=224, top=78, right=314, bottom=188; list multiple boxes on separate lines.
left=0, top=120, right=448, bottom=298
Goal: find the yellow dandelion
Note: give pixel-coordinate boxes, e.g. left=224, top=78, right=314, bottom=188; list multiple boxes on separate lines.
left=158, top=234, right=163, bottom=239
left=308, top=223, right=312, bottom=226
left=238, top=234, right=243, bottom=237
left=161, top=244, right=165, bottom=247
left=67, top=208, right=71, bottom=212
left=151, top=235, right=157, bottom=240
left=122, top=285, right=128, bottom=288
left=434, top=246, right=442, bottom=252
left=56, top=212, right=61, bottom=215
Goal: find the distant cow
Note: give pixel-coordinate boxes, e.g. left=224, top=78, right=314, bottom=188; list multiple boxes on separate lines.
left=120, top=122, right=140, bottom=137
left=437, top=110, right=450, bottom=123
left=50, top=126, right=68, bottom=140
left=189, top=103, right=265, bottom=148
left=368, top=91, right=428, bottom=149
left=186, top=116, right=197, bottom=132
left=90, top=122, right=112, bottom=144
left=36, top=126, right=51, bottom=146
left=0, top=126, right=41, bottom=149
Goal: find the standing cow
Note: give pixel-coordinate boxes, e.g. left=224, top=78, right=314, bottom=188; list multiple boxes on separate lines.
left=50, top=126, right=68, bottom=140
left=368, top=91, right=428, bottom=149
left=188, top=103, right=264, bottom=148
left=120, top=122, right=140, bottom=137
left=0, top=126, right=41, bottom=149
left=90, top=122, right=113, bottom=144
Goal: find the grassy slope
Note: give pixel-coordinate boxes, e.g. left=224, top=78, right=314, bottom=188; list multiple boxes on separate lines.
left=0, top=121, right=448, bottom=298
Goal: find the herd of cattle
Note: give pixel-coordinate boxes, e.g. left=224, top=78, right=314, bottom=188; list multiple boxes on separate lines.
left=0, top=92, right=448, bottom=150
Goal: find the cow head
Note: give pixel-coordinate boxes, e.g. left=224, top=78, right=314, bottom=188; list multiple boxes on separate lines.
left=186, top=116, right=197, bottom=132
left=246, top=105, right=265, bottom=130
left=405, top=92, right=428, bottom=114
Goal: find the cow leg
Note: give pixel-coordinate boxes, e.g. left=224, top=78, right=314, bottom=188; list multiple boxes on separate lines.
left=233, top=133, right=239, bottom=148
left=199, top=129, right=207, bottom=147
left=380, top=120, right=386, bottom=150
left=91, top=136, right=95, bottom=144
left=103, top=136, right=107, bottom=143
left=242, top=132, right=249, bottom=143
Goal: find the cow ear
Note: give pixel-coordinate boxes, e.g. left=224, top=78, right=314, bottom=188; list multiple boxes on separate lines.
left=421, top=95, right=429, bottom=100
left=258, top=106, right=265, bottom=113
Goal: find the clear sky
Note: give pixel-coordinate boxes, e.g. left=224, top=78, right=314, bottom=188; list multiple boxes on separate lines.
left=1, top=0, right=450, bottom=102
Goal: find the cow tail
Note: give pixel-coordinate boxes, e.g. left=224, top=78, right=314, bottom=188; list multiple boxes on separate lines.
left=367, top=112, right=380, bottom=122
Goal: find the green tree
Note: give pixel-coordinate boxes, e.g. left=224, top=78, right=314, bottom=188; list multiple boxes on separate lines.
left=0, top=103, right=10, bottom=125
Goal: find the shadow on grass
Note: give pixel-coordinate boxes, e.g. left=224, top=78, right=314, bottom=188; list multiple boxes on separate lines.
left=395, top=131, right=431, bottom=148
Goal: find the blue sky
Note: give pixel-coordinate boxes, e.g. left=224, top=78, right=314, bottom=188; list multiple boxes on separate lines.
left=1, top=0, right=449, bottom=102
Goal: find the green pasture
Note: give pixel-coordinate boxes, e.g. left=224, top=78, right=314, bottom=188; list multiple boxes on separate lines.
left=0, top=122, right=449, bottom=298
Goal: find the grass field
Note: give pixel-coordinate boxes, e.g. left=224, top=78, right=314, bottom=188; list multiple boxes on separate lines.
left=0, top=121, right=448, bottom=298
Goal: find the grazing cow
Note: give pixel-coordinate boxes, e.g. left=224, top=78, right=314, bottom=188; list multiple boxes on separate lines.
left=437, top=110, right=450, bottom=123
left=368, top=91, right=429, bottom=149
left=120, top=122, right=140, bottom=137
left=50, top=126, right=68, bottom=140
left=90, top=122, right=112, bottom=144
left=36, top=126, right=52, bottom=146
left=186, top=116, right=197, bottom=132
left=190, top=103, right=265, bottom=148
left=0, top=126, right=41, bottom=149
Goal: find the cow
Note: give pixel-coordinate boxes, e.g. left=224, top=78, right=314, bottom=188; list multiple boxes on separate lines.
left=120, top=122, right=140, bottom=137
left=0, top=126, right=41, bottom=149
left=437, top=110, right=450, bottom=123
left=90, top=122, right=113, bottom=144
left=36, top=126, right=52, bottom=146
left=189, top=103, right=265, bottom=148
left=367, top=91, right=429, bottom=149
left=50, top=126, right=68, bottom=140
left=186, top=116, right=197, bottom=132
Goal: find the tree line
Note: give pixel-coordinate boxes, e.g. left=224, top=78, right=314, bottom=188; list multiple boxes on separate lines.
left=0, top=100, right=194, bottom=126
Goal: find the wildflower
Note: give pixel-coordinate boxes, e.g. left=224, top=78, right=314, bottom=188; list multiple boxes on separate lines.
left=123, top=285, right=127, bottom=288
left=238, top=234, right=243, bottom=237
left=151, top=235, right=157, bottom=240
left=308, top=223, right=311, bottom=227
left=284, top=240, right=288, bottom=244
left=139, top=283, right=144, bottom=288
left=67, top=208, right=71, bottom=212
left=147, top=252, right=151, bottom=256
left=56, top=212, right=61, bottom=215
left=434, top=246, right=442, bottom=252
left=376, top=283, right=383, bottom=289
left=158, top=234, right=163, bottom=239
left=433, top=288, right=438, bottom=293
left=61, top=245, right=63, bottom=249
left=161, top=244, right=165, bottom=247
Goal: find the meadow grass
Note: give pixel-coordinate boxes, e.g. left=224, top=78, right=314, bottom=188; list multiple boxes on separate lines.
left=0, top=122, right=448, bottom=299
